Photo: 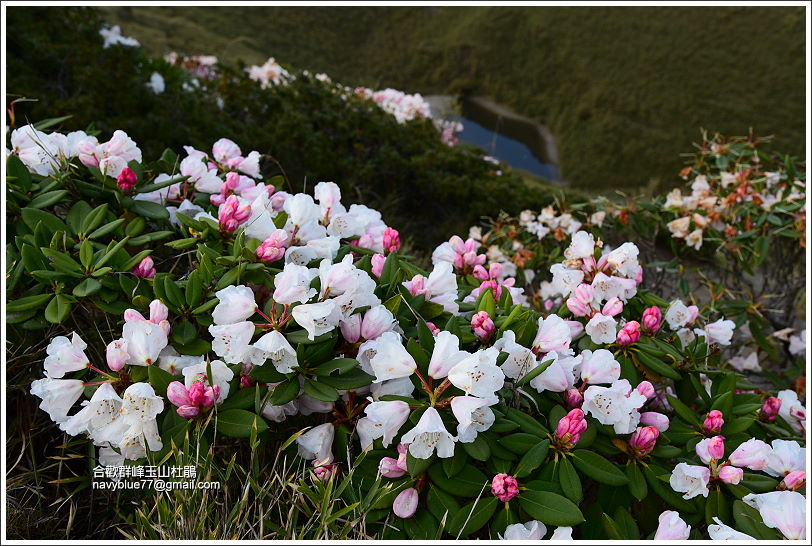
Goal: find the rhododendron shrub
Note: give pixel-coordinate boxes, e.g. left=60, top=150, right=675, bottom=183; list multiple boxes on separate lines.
left=474, top=133, right=806, bottom=381
left=6, top=122, right=806, bottom=540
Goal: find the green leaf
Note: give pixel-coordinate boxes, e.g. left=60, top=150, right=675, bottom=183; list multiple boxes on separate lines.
left=72, top=277, right=102, bottom=297
left=312, top=358, right=358, bottom=377
left=461, top=435, right=491, bottom=462
left=44, top=294, right=72, bottom=323
left=215, top=409, right=269, bottom=438
left=504, top=408, right=549, bottom=436
left=136, top=174, right=190, bottom=194
left=248, top=363, right=287, bottom=384
left=318, top=367, right=375, bottom=390
left=446, top=497, right=498, bottom=537
left=21, top=208, right=68, bottom=233
left=635, top=350, right=681, bottom=380
left=666, top=394, right=702, bottom=426
left=500, top=432, right=545, bottom=454
left=93, top=237, right=130, bottom=269
left=643, top=465, right=696, bottom=512
left=516, top=356, right=556, bottom=387
left=427, top=486, right=461, bottom=524
left=303, top=378, right=340, bottom=402
left=88, top=218, right=126, bottom=240
left=740, top=473, right=779, bottom=493
left=29, top=190, right=69, bottom=209
left=704, top=487, right=730, bottom=525
left=600, top=512, right=624, bottom=540
left=7, top=154, right=32, bottom=190
left=127, top=200, right=170, bottom=220
left=219, top=385, right=260, bottom=411
left=625, top=462, right=647, bottom=501
left=147, top=365, right=175, bottom=398
left=514, top=439, right=550, bottom=478
left=5, top=293, right=52, bottom=313
left=732, top=499, right=781, bottom=540
left=407, top=452, right=433, bottom=477
left=518, top=491, right=585, bottom=526
left=427, top=464, right=488, bottom=498
left=571, top=450, right=629, bottom=485
left=558, top=456, right=583, bottom=503
left=268, top=378, right=299, bottom=406
left=79, top=239, right=94, bottom=269
left=33, top=114, right=73, bottom=131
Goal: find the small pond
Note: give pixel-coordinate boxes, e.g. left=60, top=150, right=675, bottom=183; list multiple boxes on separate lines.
left=428, top=95, right=563, bottom=184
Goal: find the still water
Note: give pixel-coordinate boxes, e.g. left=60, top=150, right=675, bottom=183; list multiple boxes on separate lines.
left=453, top=115, right=561, bottom=182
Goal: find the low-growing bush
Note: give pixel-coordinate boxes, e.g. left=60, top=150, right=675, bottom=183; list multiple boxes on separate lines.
left=5, top=120, right=806, bottom=540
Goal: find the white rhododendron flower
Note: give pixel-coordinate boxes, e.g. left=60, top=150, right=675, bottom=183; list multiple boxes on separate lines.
left=578, top=349, right=620, bottom=384
left=707, top=517, right=755, bottom=540
left=583, top=379, right=646, bottom=434
left=654, top=510, right=691, bottom=540
left=292, top=300, right=342, bottom=341
left=742, top=491, right=806, bottom=540
left=695, top=318, right=736, bottom=346
left=251, top=330, right=298, bottom=373
left=209, top=321, right=255, bottom=364
left=212, top=285, right=257, bottom=324
left=669, top=462, right=711, bottom=499
left=451, top=395, right=497, bottom=443
left=585, top=313, right=617, bottom=345
left=296, top=423, right=334, bottom=461
left=499, top=520, right=546, bottom=540
left=532, top=314, right=572, bottom=354
left=356, top=400, right=410, bottom=449
left=182, top=360, right=235, bottom=403
left=60, top=383, right=124, bottom=437
left=427, top=331, right=470, bottom=379
left=776, top=390, right=806, bottom=434
left=43, top=333, right=90, bottom=378
left=447, top=347, right=505, bottom=398
left=364, top=331, right=417, bottom=383
left=29, top=378, right=85, bottom=424
left=764, top=439, right=805, bottom=477
left=122, top=320, right=168, bottom=366
left=400, top=407, right=456, bottom=459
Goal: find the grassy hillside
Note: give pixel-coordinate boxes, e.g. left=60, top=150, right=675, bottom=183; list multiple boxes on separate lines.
left=101, top=5, right=806, bottom=194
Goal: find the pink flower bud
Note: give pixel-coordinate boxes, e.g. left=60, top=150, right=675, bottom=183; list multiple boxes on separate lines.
left=634, top=267, right=644, bottom=284
left=555, top=408, right=587, bottom=447
left=641, top=306, right=662, bottom=332
left=696, top=436, right=725, bottom=464
left=379, top=457, right=407, bottom=478
left=132, top=256, right=156, bottom=279
left=340, top=314, right=362, bottom=344
left=256, top=239, right=286, bottom=263
left=240, top=375, right=255, bottom=389
left=703, top=410, right=724, bottom=434
left=201, top=385, right=219, bottom=407
left=636, top=381, right=655, bottom=400
left=780, top=470, right=805, bottom=491
left=177, top=405, right=200, bottom=418
left=167, top=381, right=192, bottom=407
left=566, top=297, right=589, bottom=317
left=686, top=305, right=699, bottom=324
left=566, top=320, right=584, bottom=339
left=149, top=299, right=168, bottom=323
left=759, top=397, right=782, bottom=422
left=616, top=321, right=641, bottom=346
left=116, top=167, right=137, bottom=191
left=602, top=297, right=624, bottom=317
left=718, top=465, right=743, bottom=485
left=371, top=254, right=386, bottom=278
left=629, top=426, right=659, bottom=455
left=489, top=262, right=503, bottom=279
left=581, top=255, right=597, bottom=273
left=187, top=381, right=206, bottom=406
left=640, top=411, right=670, bottom=432
left=106, top=339, right=129, bottom=371
left=491, top=473, right=519, bottom=502
left=471, top=311, right=495, bottom=342
left=392, top=487, right=419, bottom=518
left=218, top=195, right=251, bottom=232
left=124, top=309, right=146, bottom=323
left=426, top=322, right=440, bottom=336
left=480, top=279, right=502, bottom=300
left=382, top=227, right=401, bottom=255
left=574, top=283, right=594, bottom=304
left=472, top=264, right=489, bottom=281
left=313, top=458, right=338, bottom=481
left=565, top=388, right=584, bottom=409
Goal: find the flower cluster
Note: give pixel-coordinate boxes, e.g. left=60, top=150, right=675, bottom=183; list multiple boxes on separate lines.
left=12, top=124, right=807, bottom=541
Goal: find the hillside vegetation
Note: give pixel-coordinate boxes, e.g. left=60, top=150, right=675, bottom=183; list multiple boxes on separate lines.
left=101, top=5, right=806, bottom=193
